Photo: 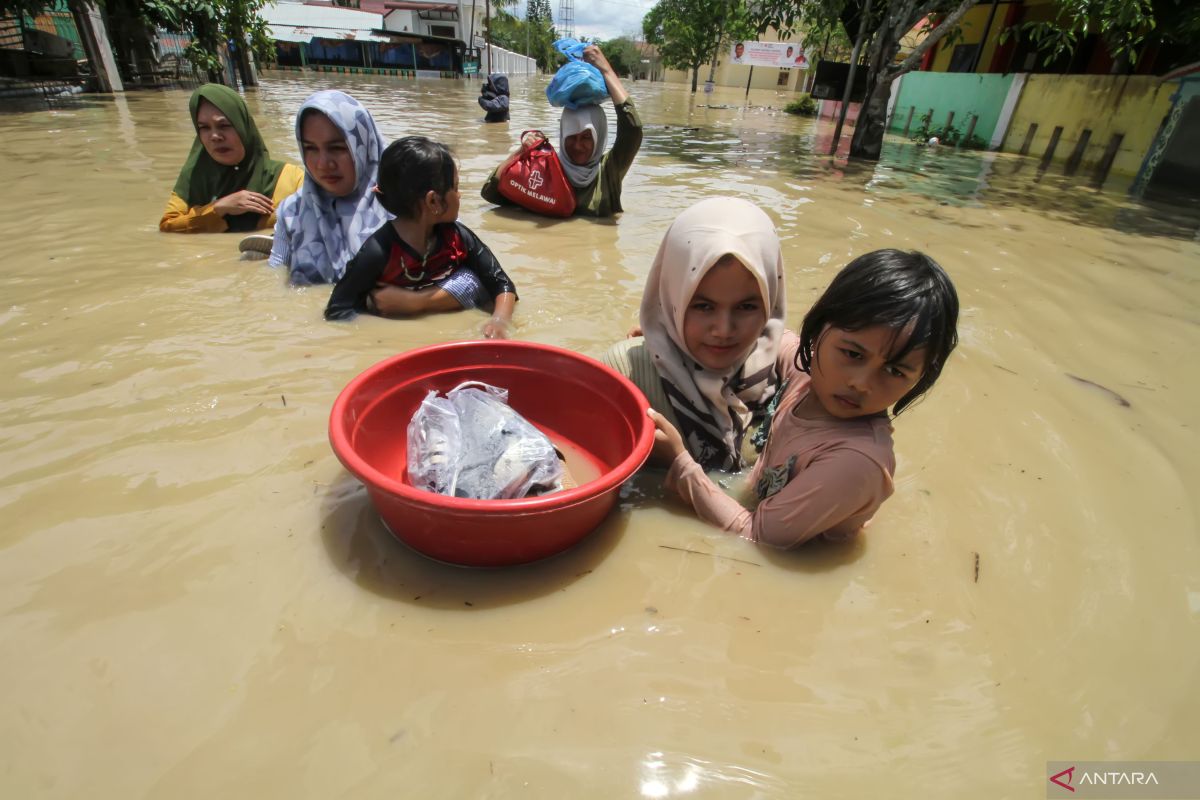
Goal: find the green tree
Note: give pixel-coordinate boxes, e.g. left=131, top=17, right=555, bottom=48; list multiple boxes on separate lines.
left=524, top=0, right=559, bottom=71
left=98, top=0, right=273, bottom=85
left=485, top=0, right=559, bottom=72
left=594, top=35, right=641, bottom=76
left=1006, top=0, right=1200, bottom=73
left=643, top=0, right=738, bottom=92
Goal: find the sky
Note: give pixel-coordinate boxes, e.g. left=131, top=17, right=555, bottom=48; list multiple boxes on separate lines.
left=510, top=0, right=659, bottom=42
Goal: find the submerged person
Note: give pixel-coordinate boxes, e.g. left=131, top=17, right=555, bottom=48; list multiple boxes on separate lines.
left=602, top=197, right=788, bottom=472
left=325, top=136, right=518, bottom=339
left=251, top=90, right=389, bottom=285
left=160, top=84, right=303, bottom=234
left=478, top=73, right=510, bottom=123
left=649, top=249, right=960, bottom=548
left=480, top=45, right=642, bottom=217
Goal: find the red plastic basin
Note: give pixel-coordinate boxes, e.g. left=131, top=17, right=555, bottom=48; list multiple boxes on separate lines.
left=329, top=340, right=654, bottom=567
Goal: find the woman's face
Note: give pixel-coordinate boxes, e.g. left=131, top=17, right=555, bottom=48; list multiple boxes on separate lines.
left=808, top=324, right=927, bottom=418
left=195, top=99, right=244, bottom=166
left=563, top=128, right=595, bottom=166
left=301, top=111, right=356, bottom=197
left=683, top=255, right=767, bottom=372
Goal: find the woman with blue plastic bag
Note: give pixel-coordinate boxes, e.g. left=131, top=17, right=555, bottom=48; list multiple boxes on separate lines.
left=481, top=45, right=642, bottom=218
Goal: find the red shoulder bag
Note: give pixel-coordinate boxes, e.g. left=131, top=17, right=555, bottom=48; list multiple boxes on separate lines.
left=497, top=130, right=577, bottom=218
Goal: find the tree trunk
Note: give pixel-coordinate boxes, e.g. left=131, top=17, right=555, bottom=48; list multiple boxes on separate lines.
left=848, top=68, right=893, bottom=159
left=841, top=0, right=984, bottom=161
left=233, top=36, right=257, bottom=87
left=691, top=65, right=698, bottom=92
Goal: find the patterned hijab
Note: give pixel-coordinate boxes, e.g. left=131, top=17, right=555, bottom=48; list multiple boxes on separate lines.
left=641, top=197, right=787, bottom=471
left=173, top=83, right=287, bottom=233
left=276, top=90, right=390, bottom=285
left=559, top=104, right=607, bottom=189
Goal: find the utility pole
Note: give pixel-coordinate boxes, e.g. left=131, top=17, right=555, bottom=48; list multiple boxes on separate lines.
left=485, top=0, right=491, bottom=74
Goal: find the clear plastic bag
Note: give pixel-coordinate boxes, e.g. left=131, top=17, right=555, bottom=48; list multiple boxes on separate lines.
left=407, top=382, right=563, bottom=500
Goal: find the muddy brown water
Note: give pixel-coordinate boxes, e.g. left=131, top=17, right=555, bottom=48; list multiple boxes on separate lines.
left=1, top=74, right=1198, bottom=798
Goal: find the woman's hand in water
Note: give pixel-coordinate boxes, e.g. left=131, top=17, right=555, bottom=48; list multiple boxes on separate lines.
left=213, top=190, right=274, bottom=217
left=648, top=409, right=686, bottom=464
left=626, top=324, right=643, bottom=338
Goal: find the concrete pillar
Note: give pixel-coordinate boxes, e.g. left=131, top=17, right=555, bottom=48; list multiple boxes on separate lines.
left=70, top=0, right=122, bottom=92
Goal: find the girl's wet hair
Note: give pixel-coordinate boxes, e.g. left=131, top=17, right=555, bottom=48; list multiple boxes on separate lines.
left=798, top=249, right=959, bottom=415
left=375, top=135, right=455, bottom=219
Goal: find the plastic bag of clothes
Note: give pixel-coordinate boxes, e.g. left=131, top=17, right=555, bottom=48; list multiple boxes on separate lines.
left=407, top=382, right=563, bottom=500
left=545, top=38, right=609, bottom=109
left=478, top=73, right=510, bottom=122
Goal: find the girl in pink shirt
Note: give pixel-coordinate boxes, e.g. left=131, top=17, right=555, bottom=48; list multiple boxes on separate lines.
left=649, top=249, right=959, bottom=548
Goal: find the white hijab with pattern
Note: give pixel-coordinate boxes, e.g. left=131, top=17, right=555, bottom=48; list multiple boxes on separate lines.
left=640, top=197, right=787, bottom=471
left=276, top=90, right=390, bottom=285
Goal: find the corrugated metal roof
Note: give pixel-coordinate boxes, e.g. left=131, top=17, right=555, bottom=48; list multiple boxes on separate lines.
left=268, top=24, right=392, bottom=42
left=263, top=2, right=391, bottom=43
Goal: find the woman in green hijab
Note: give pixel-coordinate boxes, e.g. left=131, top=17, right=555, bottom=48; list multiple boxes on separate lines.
left=160, top=83, right=304, bottom=234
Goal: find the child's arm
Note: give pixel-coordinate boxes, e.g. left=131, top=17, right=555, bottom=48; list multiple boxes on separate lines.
left=650, top=411, right=890, bottom=548
left=324, top=236, right=386, bottom=321
left=456, top=223, right=518, bottom=336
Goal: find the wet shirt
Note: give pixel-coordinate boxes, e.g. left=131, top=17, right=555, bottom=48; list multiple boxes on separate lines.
left=481, top=98, right=643, bottom=217
left=159, top=163, right=304, bottom=234
left=325, top=221, right=517, bottom=320
left=665, top=361, right=896, bottom=548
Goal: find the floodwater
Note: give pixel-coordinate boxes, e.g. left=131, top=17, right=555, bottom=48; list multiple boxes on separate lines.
left=1, top=73, right=1198, bottom=798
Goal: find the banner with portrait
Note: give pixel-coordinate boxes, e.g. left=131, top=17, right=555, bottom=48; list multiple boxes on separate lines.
left=729, top=41, right=810, bottom=69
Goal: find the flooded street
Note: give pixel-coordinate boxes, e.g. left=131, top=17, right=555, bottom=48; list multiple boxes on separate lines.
left=1, top=73, right=1198, bottom=798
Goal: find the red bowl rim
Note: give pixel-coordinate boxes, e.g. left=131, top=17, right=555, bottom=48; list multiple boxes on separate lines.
left=328, top=339, right=655, bottom=513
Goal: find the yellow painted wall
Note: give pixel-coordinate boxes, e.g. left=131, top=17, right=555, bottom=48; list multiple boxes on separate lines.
left=1001, top=75, right=1175, bottom=175
left=929, top=4, right=1004, bottom=73
left=929, top=0, right=1056, bottom=73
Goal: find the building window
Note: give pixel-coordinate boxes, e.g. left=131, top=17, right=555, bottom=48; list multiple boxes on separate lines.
left=777, top=69, right=789, bottom=86
left=430, top=24, right=456, bottom=39
left=948, top=43, right=979, bottom=72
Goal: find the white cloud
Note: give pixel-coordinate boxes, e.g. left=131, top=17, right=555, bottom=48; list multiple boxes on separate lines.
left=512, top=0, right=658, bottom=41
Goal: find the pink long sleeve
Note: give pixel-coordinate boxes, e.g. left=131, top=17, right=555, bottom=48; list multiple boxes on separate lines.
left=666, top=447, right=892, bottom=548
left=664, top=370, right=896, bottom=549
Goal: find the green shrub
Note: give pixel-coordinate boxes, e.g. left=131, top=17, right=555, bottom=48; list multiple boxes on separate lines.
left=784, top=94, right=817, bottom=116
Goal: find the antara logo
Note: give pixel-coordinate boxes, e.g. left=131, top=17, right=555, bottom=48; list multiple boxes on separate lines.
left=1050, top=766, right=1075, bottom=792
left=1049, top=765, right=1161, bottom=791
left=527, top=169, right=545, bottom=191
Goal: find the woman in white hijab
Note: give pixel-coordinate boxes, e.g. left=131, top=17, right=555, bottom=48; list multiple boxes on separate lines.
left=262, top=90, right=391, bottom=285
left=603, top=197, right=791, bottom=471
left=481, top=45, right=643, bottom=217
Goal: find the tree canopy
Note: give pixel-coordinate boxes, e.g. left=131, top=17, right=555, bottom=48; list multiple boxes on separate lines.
left=643, top=0, right=742, bottom=91
left=487, top=0, right=560, bottom=71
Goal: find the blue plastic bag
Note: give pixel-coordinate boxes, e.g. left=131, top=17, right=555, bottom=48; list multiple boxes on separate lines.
left=546, top=37, right=609, bottom=109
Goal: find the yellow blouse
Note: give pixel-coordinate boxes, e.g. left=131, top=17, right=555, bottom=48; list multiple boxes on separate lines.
left=159, top=163, right=304, bottom=234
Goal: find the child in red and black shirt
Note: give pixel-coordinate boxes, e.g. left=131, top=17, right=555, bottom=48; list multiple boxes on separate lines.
left=325, top=136, right=517, bottom=338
